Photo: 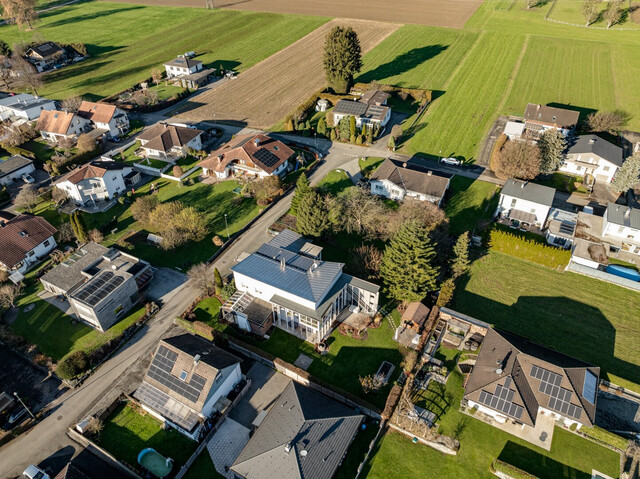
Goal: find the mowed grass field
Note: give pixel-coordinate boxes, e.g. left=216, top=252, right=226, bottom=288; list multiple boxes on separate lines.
left=453, top=251, right=640, bottom=393
left=0, top=2, right=327, bottom=99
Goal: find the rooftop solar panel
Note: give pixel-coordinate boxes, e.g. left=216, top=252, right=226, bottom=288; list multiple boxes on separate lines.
left=147, top=345, right=207, bottom=404
left=253, top=148, right=280, bottom=168
left=334, top=100, right=368, bottom=117
left=582, top=370, right=597, bottom=404
left=477, top=383, right=524, bottom=420
left=73, top=271, right=125, bottom=306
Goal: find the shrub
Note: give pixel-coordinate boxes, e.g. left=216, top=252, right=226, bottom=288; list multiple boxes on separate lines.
left=581, top=426, right=628, bottom=451
left=489, top=226, right=571, bottom=269
left=221, top=280, right=236, bottom=301
left=56, top=350, right=89, bottom=379
left=569, top=423, right=578, bottom=431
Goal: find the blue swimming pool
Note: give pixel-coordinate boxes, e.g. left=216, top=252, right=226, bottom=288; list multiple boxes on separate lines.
left=605, top=264, right=640, bottom=282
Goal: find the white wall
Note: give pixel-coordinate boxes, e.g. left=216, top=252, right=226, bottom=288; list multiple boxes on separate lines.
left=56, top=167, right=129, bottom=205
left=201, top=364, right=242, bottom=418
left=496, top=194, right=551, bottom=226
left=561, top=155, right=617, bottom=183
left=370, top=179, right=405, bottom=201
left=0, top=162, right=35, bottom=186
left=9, top=236, right=57, bottom=273
left=602, top=218, right=640, bottom=242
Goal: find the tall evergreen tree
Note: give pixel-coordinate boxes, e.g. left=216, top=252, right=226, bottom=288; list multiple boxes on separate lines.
left=450, top=232, right=470, bottom=279
left=380, top=220, right=439, bottom=303
left=290, top=173, right=311, bottom=215
left=349, top=116, right=356, bottom=139
left=71, top=212, right=87, bottom=243
left=317, top=117, right=327, bottom=137
left=538, top=129, right=567, bottom=175
left=213, top=267, right=223, bottom=296
left=323, top=26, right=362, bottom=94
left=611, top=152, right=640, bottom=192
left=296, top=191, right=329, bottom=238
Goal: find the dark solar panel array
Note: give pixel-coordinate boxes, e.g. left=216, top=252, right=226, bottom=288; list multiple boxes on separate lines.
left=135, top=382, right=200, bottom=431
left=477, top=377, right=524, bottom=420
left=334, top=100, right=367, bottom=116
left=147, top=345, right=206, bottom=403
left=548, top=396, right=583, bottom=419
left=582, top=370, right=597, bottom=404
left=365, top=105, right=386, bottom=119
left=531, top=365, right=583, bottom=419
left=559, top=223, right=575, bottom=235
left=253, top=148, right=280, bottom=168
left=73, top=271, right=124, bottom=306
left=257, top=244, right=315, bottom=272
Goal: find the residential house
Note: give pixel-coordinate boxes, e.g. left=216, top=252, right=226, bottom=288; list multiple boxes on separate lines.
left=0, top=213, right=57, bottom=274
left=55, top=160, right=140, bottom=207
left=0, top=155, right=35, bottom=186
left=495, top=179, right=556, bottom=228
left=224, top=229, right=379, bottom=344
left=369, top=158, right=452, bottom=206
left=53, top=449, right=131, bottom=479
left=25, top=42, right=65, bottom=72
left=545, top=208, right=577, bottom=249
left=164, top=56, right=203, bottom=79
left=40, top=243, right=153, bottom=332
left=179, top=68, right=214, bottom=89
left=602, top=203, right=640, bottom=255
left=522, top=103, right=579, bottom=139
left=332, top=89, right=392, bottom=129
left=137, top=123, right=203, bottom=159
left=199, top=133, right=294, bottom=179
left=0, top=93, right=56, bottom=124
left=231, top=380, right=363, bottom=479
left=464, top=328, right=599, bottom=433
left=77, top=101, right=129, bottom=138
left=134, top=333, right=242, bottom=440
left=562, top=134, right=623, bottom=184
left=36, top=110, right=91, bottom=143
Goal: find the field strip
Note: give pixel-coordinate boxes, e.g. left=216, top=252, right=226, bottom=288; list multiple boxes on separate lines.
left=441, top=31, right=486, bottom=90
left=494, top=34, right=530, bottom=115
left=175, top=19, right=400, bottom=128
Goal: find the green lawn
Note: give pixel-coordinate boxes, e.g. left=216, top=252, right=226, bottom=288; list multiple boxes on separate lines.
left=23, top=140, right=56, bottom=163
left=454, top=251, right=640, bottom=392
left=182, top=452, right=223, bottom=479
left=548, top=0, right=639, bottom=30
left=335, top=419, right=380, bottom=479
left=358, top=157, right=385, bottom=179
left=83, top=176, right=261, bottom=269
left=193, top=297, right=222, bottom=326
left=316, top=169, right=353, bottom=196
left=445, top=176, right=500, bottom=235
left=174, top=155, right=201, bottom=171
left=148, top=83, right=186, bottom=101
left=100, top=402, right=197, bottom=470
left=0, top=3, right=327, bottom=99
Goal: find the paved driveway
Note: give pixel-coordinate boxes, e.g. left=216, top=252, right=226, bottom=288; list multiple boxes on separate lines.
left=207, top=418, right=250, bottom=479
left=144, top=267, right=188, bottom=305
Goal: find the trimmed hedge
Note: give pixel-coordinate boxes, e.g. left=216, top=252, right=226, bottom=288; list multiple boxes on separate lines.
left=581, top=425, right=628, bottom=451
left=47, top=146, right=102, bottom=175
left=1, top=143, right=36, bottom=159
left=175, top=317, right=215, bottom=341
left=489, top=226, right=571, bottom=269
left=491, top=459, right=540, bottom=479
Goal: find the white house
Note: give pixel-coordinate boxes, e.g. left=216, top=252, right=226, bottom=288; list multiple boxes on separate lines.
left=495, top=179, right=556, bottom=228
left=198, top=133, right=294, bottom=179
left=36, top=110, right=92, bottom=143
left=562, top=135, right=623, bottom=184
left=332, top=89, right=392, bottom=129
left=369, top=158, right=452, bottom=206
left=0, top=93, right=56, bottom=124
left=163, top=56, right=203, bottom=79
left=137, top=123, right=203, bottom=159
left=0, top=213, right=57, bottom=274
left=25, top=42, right=65, bottom=72
left=602, top=203, right=640, bottom=256
left=134, top=333, right=242, bottom=440
left=0, top=155, right=35, bottom=186
left=504, top=120, right=525, bottom=140
left=77, top=101, right=129, bottom=138
left=523, top=103, right=580, bottom=139
left=225, top=230, right=379, bottom=344
left=55, top=160, right=140, bottom=206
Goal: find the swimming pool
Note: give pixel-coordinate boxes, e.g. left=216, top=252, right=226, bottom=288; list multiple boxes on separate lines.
left=138, top=448, right=173, bottom=478
left=605, top=264, right=640, bottom=282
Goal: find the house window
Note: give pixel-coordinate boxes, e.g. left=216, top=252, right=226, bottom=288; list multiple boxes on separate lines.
left=179, top=370, right=188, bottom=381
left=28, top=251, right=35, bottom=257
left=510, top=199, right=517, bottom=208
left=114, top=305, right=123, bottom=316
left=215, top=374, right=222, bottom=383
left=603, top=166, right=610, bottom=172
left=530, top=209, right=535, bottom=213
left=44, top=240, right=50, bottom=247
left=576, top=166, right=582, bottom=171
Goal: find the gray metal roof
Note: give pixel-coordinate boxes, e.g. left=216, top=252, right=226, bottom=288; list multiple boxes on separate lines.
left=566, top=135, right=623, bottom=167
left=333, top=99, right=368, bottom=117
left=501, top=179, right=555, bottom=207
left=0, top=155, right=33, bottom=177
left=40, top=242, right=109, bottom=292
left=163, top=333, right=241, bottom=371
left=231, top=381, right=363, bottom=479
left=606, top=203, right=640, bottom=229
left=370, top=158, right=452, bottom=198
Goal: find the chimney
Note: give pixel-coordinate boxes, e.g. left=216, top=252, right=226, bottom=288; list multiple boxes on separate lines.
left=254, top=137, right=260, bottom=147
left=402, top=162, right=407, bottom=168
left=284, top=443, right=292, bottom=454
left=589, top=138, right=596, bottom=144
left=427, top=170, right=432, bottom=176
left=193, top=354, right=200, bottom=365
left=280, top=257, right=286, bottom=271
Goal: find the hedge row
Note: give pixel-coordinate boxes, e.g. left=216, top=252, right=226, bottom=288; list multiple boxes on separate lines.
left=581, top=425, right=628, bottom=451
left=491, top=459, right=540, bottom=479
left=47, top=146, right=102, bottom=176
left=489, top=227, right=571, bottom=269
left=0, top=143, right=36, bottom=160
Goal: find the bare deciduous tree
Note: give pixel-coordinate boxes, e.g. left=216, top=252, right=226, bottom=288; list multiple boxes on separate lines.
left=14, top=186, right=38, bottom=212
left=10, top=55, right=42, bottom=95
left=494, top=139, right=541, bottom=180
left=56, top=222, right=74, bottom=243
left=88, top=229, right=104, bottom=243
left=582, top=0, right=601, bottom=26
left=604, top=0, right=624, bottom=28
left=150, top=67, right=162, bottom=85
left=586, top=110, right=630, bottom=133
left=60, top=96, right=83, bottom=113
left=188, top=263, right=212, bottom=295
left=0, top=283, right=22, bottom=309
left=76, top=133, right=96, bottom=153
left=1, top=0, right=38, bottom=30
left=52, top=187, right=68, bottom=207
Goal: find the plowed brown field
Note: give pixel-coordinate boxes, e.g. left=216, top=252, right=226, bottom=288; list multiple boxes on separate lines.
left=174, top=19, right=400, bottom=128
left=108, top=0, right=482, bottom=28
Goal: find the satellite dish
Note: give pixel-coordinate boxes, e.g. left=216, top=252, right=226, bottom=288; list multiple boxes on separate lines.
left=496, top=368, right=503, bottom=375
left=300, top=450, right=308, bottom=457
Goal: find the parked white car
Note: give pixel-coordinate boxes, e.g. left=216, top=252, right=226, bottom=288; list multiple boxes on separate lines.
left=21, top=173, right=35, bottom=184
left=440, top=157, right=461, bottom=166
left=22, top=465, right=50, bottom=479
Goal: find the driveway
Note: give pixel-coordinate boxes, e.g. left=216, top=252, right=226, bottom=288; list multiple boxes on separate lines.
left=476, top=115, right=508, bottom=167
left=206, top=418, right=251, bottom=479
left=144, top=268, right=188, bottom=305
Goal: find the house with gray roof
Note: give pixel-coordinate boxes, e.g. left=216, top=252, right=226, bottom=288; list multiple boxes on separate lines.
left=369, top=158, right=452, bottom=206
left=464, top=328, right=599, bottom=442
left=0, top=155, right=35, bottom=186
left=561, top=134, right=623, bottom=184
left=495, top=179, right=556, bottom=228
left=523, top=103, right=579, bottom=139
left=231, top=380, right=363, bottom=479
left=602, top=203, right=640, bottom=256
left=40, top=243, right=153, bottom=331
left=332, top=89, right=392, bottom=129
left=134, top=333, right=242, bottom=440
left=225, top=230, right=379, bottom=344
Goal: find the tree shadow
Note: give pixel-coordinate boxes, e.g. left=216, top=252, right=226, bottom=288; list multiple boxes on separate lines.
left=41, top=5, right=145, bottom=28
left=357, top=45, right=449, bottom=84
left=498, top=441, right=591, bottom=479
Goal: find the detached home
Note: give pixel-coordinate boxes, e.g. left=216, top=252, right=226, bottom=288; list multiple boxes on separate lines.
left=523, top=103, right=579, bottom=139
left=55, top=160, right=140, bottom=207
left=134, top=333, right=242, bottom=440
left=198, top=133, right=294, bottom=179
left=25, top=42, right=65, bottom=72
left=164, top=56, right=203, bottom=79
left=0, top=213, right=57, bottom=274
left=562, top=134, right=623, bottom=184
left=369, top=158, right=452, bottom=206
left=0, top=93, right=56, bottom=124
left=602, top=203, right=640, bottom=255
left=36, top=110, right=91, bottom=143
left=137, top=123, right=203, bottom=159
left=332, top=89, right=392, bottom=129
left=495, top=179, right=556, bottom=228
left=77, top=101, right=129, bottom=138
left=0, top=155, right=35, bottom=186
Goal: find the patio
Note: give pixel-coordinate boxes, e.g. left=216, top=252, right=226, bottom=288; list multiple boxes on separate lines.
left=38, top=290, right=78, bottom=320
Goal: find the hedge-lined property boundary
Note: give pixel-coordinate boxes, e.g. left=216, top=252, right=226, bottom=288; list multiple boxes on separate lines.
left=491, top=459, right=540, bottom=479
left=580, top=425, right=628, bottom=452
left=489, top=226, right=571, bottom=269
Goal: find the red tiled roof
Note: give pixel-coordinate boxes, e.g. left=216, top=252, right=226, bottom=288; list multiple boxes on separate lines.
left=0, top=214, right=57, bottom=268
left=36, top=110, right=75, bottom=135
left=78, top=101, right=117, bottom=124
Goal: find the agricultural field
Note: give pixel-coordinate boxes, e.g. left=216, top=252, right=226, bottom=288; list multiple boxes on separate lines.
left=453, top=251, right=640, bottom=393
left=107, top=0, right=484, bottom=28
left=0, top=3, right=327, bottom=99
left=548, top=0, right=640, bottom=29
left=175, top=19, right=399, bottom=128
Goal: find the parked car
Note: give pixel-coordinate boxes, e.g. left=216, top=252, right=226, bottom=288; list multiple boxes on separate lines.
left=21, top=173, right=35, bottom=184
left=4, top=406, right=28, bottom=429
left=22, top=465, right=50, bottom=479
left=440, top=157, right=461, bottom=166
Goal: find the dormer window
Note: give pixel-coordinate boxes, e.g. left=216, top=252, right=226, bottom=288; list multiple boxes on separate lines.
left=179, top=370, right=188, bottom=381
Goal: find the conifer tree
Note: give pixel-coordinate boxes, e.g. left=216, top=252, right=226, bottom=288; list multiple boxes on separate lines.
left=538, top=129, right=566, bottom=175
left=450, top=232, right=470, bottom=278
left=290, top=173, right=312, bottom=215
left=317, top=117, right=327, bottom=137
left=611, top=152, right=640, bottom=192
left=214, top=268, right=223, bottom=296
left=323, top=26, right=362, bottom=93
left=296, top=191, right=329, bottom=238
